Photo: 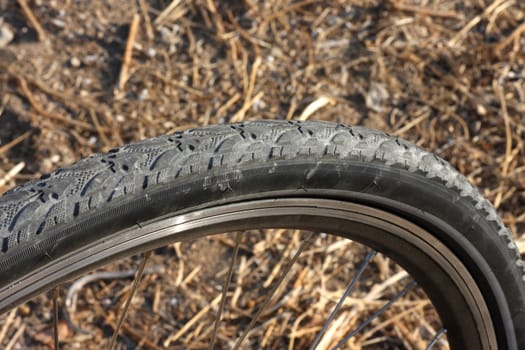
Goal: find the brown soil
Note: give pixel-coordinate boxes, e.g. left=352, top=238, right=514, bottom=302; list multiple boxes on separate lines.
left=0, top=0, right=524, bottom=349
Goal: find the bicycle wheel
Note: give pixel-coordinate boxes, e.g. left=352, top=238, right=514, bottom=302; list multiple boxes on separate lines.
left=0, top=120, right=523, bottom=349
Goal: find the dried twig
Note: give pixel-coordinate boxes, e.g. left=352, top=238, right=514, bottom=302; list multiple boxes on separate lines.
left=17, top=77, right=100, bottom=132
left=138, top=0, right=155, bottom=41
left=231, top=57, right=263, bottom=122
left=0, top=131, right=31, bottom=156
left=516, top=237, right=525, bottom=254
left=494, top=83, right=513, bottom=208
left=117, top=14, right=141, bottom=92
left=359, top=302, right=429, bottom=345
left=88, top=110, right=111, bottom=148
left=495, top=21, right=525, bottom=55
left=17, top=0, right=47, bottom=41
left=0, top=162, right=25, bottom=189
left=104, top=312, right=162, bottom=350
left=154, top=0, right=186, bottom=27
left=230, top=91, right=264, bottom=122
left=298, top=96, right=336, bottom=121
left=448, top=0, right=509, bottom=47
left=0, top=60, right=104, bottom=117
left=216, top=92, right=241, bottom=119
left=147, top=70, right=206, bottom=97
left=286, top=98, right=297, bottom=120
left=365, top=271, right=410, bottom=301
left=0, top=309, right=17, bottom=345
left=120, top=323, right=163, bottom=350
left=393, top=113, right=429, bottom=136
left=391, top=1, right=462, bottom=19
left=64, top=267, right=164, bottom=335
left=0, top=95, right=9, bottom=119
left=4, top=323, right=25, bottom=350
left=163, top=294, right=221, bottom=346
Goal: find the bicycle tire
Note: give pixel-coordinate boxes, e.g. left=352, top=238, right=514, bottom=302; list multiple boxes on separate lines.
left=0, top=120, right=523, bottom=349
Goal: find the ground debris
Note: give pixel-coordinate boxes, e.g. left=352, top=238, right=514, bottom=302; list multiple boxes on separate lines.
left=0, top=0, right=523, bottom=348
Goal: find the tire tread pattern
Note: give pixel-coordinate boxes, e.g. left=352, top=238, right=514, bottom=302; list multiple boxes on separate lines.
left=0, top=120, right=522, bottom=279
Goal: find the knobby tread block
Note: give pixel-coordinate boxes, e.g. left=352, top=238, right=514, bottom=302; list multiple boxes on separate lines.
left=0, top=120, right=522, bottom=278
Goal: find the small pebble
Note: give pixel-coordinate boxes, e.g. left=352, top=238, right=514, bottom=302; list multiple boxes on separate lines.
left=163, top=121, right=175, bottom=129
left=18, top=304, right=31, bottom=316
left=138, top=89, right=149, bottom=101
left=51, top=18, right=66, bottom=28
left=50, top=154, right=61, bottom=163
left=146, top=47, right=157, bottom=58
left=0, top=19, right=14, bottom=48
left=41, top=158, right=53, bottom=173
left=84, top=54, right=98, bottom=65
left=366, top=83, right=390, bottom=112
left=476, top=104, right=487, bottom=116
left=70, top=57, right=81, bottom=67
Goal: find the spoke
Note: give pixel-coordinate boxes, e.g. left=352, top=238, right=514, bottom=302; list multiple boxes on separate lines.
left=331, top=280, right=417, bottom=350
left=209, top=232, right=243, bottom=350
left=52, top=287, right=60, bottom=350
left=108, top=250, right=152, bottom=350
left=425, top=328, right=447, bottom=350
left=232, top=231, right=315, bottom=350
left=64, top=266, right=164, bottom=335
left=309, top=250, right=377, bottom=350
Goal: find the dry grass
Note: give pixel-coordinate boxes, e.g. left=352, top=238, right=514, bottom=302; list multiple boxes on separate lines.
left=0, top=0, right=524, bottom=348
left=11, top=232, right=442, bottom=349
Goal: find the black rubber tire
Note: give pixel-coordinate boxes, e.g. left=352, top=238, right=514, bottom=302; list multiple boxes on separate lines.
left=0, top=120, right=524, bottom=348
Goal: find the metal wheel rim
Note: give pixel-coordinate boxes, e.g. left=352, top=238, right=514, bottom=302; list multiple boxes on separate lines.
left=0, top=198, right=498, bottom=349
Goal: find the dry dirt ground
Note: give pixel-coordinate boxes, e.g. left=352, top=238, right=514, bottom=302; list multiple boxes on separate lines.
left=0, top=0, right=524, bottom=349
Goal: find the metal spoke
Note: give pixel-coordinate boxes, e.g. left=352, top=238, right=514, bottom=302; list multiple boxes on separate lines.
left=425, top=328, right=447, bottom=350
left=309, top=250, right=377, bottom=350
left=331, top=280, right=417, bottom=350
left=64, top=266, right=164, bottom=335
left=108, top=250, right=152, bottom=350
left=232, top=231, right=315, bottom=350
left=209, top=232, right=243, bottom=350
left=52, top=287, right=60, bottom=350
